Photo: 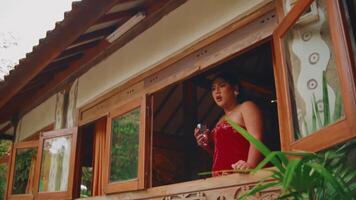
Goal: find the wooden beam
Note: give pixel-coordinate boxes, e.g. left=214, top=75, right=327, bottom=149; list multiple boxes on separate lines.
left=50, top=53, right=84, bottom=67
left=0, top=122, right=13, bottom=140
left=0, top=0, right=187, bottom=124
left=200, top=101, right=217, bottom=124
left=18, top=75, right=54, bottom=95
left=153, top=85, right=178, bottom=117
left=0, top=0, right=123, bottom=111
left=153, top=131, right=184, bottom=151
left=174, top=88, right=210, bottom=135
left=240, top=80, right=273, bottom=96
left=59, top=39, right=100, bottom=58
left=96, top=9, right=137, bottom=24
left=0, top=134, right=13, bottom=140
left=72, top=26, right=117, bottom=44
left=0, top=123, right=11, bottom=134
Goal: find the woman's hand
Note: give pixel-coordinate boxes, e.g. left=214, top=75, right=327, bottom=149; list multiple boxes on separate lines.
left=194, top=128, right=210, bottom=147
left=231, top=160, right=252, bottom=172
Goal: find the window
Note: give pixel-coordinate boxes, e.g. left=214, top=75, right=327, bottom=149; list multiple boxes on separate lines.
left=151, top=41, right=280, bottom=186
left=103, top=96, right=149, bottom=194
left=273, top=0, right=356, bottom=151
left=74, top=117, right=106, bottom=198
left=33, top=128, right=78, bottom=199
left=7, top=140, right=38, bottom=200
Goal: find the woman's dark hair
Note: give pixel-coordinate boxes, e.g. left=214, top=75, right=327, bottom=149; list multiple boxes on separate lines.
left=209, top=72, right=240, bottom=88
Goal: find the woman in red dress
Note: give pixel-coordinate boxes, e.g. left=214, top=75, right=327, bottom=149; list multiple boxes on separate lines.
left=194, top=73, right=263, bottom=175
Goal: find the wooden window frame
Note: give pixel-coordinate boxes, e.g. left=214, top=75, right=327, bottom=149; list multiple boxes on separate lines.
left=273, top=0, right=356, bottom=151
left=103, top=96, right=149, bottom=194
left=7, top=140, right=38, bottom=200
left=33, top=127, right=78, bottom=200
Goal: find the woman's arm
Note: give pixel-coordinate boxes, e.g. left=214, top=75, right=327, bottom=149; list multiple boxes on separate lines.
left=242, top=101, right=263, bottom=168
left=231, top=101, right=263, bottom=170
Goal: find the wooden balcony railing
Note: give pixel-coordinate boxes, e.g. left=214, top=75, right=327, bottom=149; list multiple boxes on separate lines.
left=81, top=170, right=280, bottom=200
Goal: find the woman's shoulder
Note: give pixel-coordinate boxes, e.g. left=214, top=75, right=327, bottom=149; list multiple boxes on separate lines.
left=239, top=101, right=261, bottom=115
left=239, top=101, right=258, bottom=109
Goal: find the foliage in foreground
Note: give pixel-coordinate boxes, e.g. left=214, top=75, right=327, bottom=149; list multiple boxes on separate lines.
left=225, top=117, right=356, bottom=200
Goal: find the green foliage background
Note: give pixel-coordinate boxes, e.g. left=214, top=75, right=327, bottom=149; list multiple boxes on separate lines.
left=12, top=148, right=37, bottom=194
left=110, top=108, right=139, bottom=182
left=0, top=140, right=11, bottom=200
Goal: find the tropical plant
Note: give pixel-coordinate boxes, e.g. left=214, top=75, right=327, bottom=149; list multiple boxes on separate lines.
left=0, top=140, right=11, bottom=200
left=225, top=117, right=356, bottom=200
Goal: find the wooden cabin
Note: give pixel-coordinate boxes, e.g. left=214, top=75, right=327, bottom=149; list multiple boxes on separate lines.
left=0, top=0, right=355, bottom=199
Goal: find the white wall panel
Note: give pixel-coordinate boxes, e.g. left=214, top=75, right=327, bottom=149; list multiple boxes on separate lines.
left=77, top=0, right=271, bottom=108
left=17, top=95, right=56, bottom=141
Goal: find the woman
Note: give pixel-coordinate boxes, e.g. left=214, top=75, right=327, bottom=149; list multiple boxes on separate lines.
left=194, top=73, right=263, bottom=175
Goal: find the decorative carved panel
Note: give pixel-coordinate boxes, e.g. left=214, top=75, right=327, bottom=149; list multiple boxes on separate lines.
left=234, top=183, right=280, bottom=200
left=162, top=192, right=207, bottom=200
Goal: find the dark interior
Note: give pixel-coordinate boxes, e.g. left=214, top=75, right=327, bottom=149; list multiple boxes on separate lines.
left=75, top=123, right=95, bottom=198
left=151, top=41, right=280, bottom=186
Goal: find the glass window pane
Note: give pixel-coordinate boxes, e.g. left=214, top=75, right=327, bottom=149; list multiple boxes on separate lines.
left=39, top=136, right=72, bottom=192
left=283, top=0, right=345, bottom=139
left=12, top=148, right=37, bottom=194
left=110, top=108, right=140, bottom=183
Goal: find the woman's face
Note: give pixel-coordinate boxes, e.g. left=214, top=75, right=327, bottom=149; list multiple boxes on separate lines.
left=211, top=78, right=236, bottom=108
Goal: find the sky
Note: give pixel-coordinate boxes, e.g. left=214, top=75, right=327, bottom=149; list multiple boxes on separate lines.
left=0, top=0, right=78, bottom=80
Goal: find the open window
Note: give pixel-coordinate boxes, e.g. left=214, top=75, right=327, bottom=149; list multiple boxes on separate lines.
left=7, top=140, right=38, bottom=200
left=273, top=0, right=356, bottom=151
left=33, top=128, right=78, bottom=199
left=151, top=41, right=280, bottom=186
left=73, top=117, right=107, bottom=198
left=103, top=96, right=149, bottom=194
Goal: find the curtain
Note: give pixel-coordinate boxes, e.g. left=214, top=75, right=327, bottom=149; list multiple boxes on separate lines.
left=92, top=118, right=106, bottom=196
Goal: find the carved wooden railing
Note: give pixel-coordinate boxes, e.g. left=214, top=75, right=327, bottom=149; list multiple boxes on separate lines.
left=82, top=170, right=280, bottom=200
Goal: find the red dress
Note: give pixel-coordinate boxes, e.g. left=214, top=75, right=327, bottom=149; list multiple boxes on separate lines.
left=204, top=120, right=250, bottom=174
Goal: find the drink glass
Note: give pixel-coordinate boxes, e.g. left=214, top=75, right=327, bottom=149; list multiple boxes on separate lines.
left=197, top=123, right=208, bottom=138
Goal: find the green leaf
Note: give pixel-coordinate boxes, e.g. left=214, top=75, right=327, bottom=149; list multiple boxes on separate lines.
left=333, top=90, right=343, bottom=121
left=312, top=94, right=323, bottom=129
left=283, top=151, right=314, bottom=157
left=307, top=162, right=353, bottom=199
left=283, top=158, right=302, bottom=190
left=302, top=117, right=309, bottom=137
left=277, top=191, right=302, bottom=200
left=322, top=71, right=330, bottom=126
left=342, top=170, right=356, bottom=183
left=251, top=151, right=286, bottom=174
